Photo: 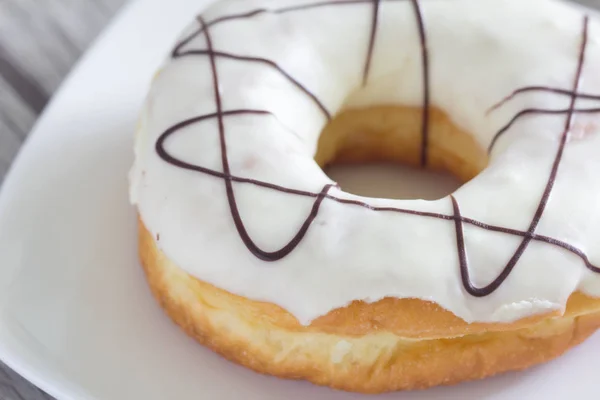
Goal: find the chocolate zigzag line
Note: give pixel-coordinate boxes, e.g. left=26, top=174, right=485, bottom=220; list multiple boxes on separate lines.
left=455, top=15, right=591, bottom=297
left=156, top=107, right=600, bottom=275
left=199, top=16, right=337, bottom=261
left=488, top=86, right=600, bottom=114
left=171, top=0, right=411, bottom=59
left=156, top=2, right=600, bottom=296
left=363, top=0, right=381, bottom=86
left=175, top=48, right=332, bottom=120
left=173, top=0, right=431, bottom=163
left=488, top=106, right=600, bottom=153
left=410, top=0, right=430, bottom=166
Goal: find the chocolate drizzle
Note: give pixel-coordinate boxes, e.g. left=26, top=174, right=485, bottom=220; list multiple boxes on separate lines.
left=177, top=46, right=332, bottom=120
left=197, top=16, right=337, bottom=261
left=363, top=0, right=381, bottom=85
left=156, top=2, right=600, bottom=297
left=456, top=16, right=592, bottom=296
left=409, top=0, right=430, bottom=166
left=488, top=86, right=600, bottom=114
left=172, top=1, right=404, bottom=60
left=487, top=19, right=600, bottom=153
left=489, top=106, right=600, bottom=152
left=362, top=0, right=431, bottom=165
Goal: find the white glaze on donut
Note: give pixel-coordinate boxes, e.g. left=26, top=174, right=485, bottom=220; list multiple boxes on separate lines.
left=130, top=0, right=600, bottom=325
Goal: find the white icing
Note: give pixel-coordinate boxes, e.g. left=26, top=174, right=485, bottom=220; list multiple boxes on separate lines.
left=130, top=0, right=600, bottom=325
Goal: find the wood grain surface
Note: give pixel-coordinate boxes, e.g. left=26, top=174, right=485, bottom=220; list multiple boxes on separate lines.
left=0, top=0, right=125, bottom=185
left=0, top=0, right=597, bottom=398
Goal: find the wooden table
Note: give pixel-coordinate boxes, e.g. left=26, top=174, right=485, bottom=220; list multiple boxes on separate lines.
left=0, top=0, right=597, bottom=398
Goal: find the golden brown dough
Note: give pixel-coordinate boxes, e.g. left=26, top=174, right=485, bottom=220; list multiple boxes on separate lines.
left=140, top=222, right=600, bottom=393
left=138, top=106, right=600, bottom=392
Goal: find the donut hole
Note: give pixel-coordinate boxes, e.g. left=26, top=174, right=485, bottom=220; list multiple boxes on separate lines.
left=315, top=106, right=488, bottom=200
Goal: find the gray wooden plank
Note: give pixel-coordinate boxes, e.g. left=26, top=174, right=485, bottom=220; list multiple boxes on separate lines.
left=0, top=45, right=49, bottom=114
left=0, top=366, right=48, bottom=400
left=0, top=76, right=37, bottom=186
left=0, top=0, right=109, bottom=94
left=0, top=77, right=35, bottom=138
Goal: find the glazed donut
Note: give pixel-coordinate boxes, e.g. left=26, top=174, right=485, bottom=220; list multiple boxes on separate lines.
left=130, top=0, right=600, bottom=392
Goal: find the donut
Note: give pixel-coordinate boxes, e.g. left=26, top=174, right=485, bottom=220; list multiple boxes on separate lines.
left=130, top=0, right=600, bottom=393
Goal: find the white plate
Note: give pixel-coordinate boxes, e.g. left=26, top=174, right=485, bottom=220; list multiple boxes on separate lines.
left=1, top=0, right=599, bottom=399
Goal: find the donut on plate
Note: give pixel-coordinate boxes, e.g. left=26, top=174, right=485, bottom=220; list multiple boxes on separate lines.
left=130, top=0, right=600, bottom=392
